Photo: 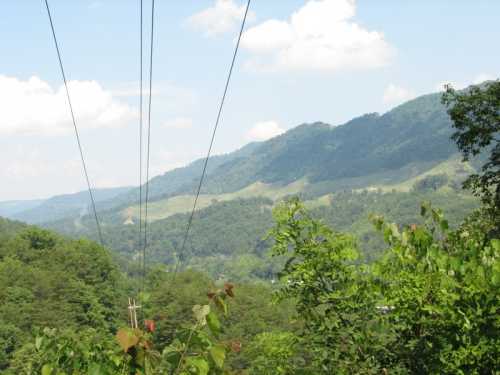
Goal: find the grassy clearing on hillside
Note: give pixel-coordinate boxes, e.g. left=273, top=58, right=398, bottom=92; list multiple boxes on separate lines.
left=122, top=179, right=308, bottom=222
left=368, top=155, right=474, bottom=192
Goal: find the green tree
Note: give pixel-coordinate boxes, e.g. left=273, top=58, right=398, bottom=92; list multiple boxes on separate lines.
left=268, top=198, right=402, bottom=374
left=442, top=80, right=500, bottom=221
left=372, top=203, right=500, bottom=373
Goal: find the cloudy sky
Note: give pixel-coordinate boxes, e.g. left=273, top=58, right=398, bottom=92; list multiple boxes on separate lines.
left=0, top=0, right=498, bottom=200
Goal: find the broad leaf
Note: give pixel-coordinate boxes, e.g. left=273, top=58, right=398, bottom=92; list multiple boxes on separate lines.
left=116, top=328, right=139, bottom=352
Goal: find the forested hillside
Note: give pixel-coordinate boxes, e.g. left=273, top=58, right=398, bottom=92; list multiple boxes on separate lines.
left=31, top=89, right=482, bottom=279
left=0, top=221, right=127, bottom=370
left=101, top=90, right=461, bottom=210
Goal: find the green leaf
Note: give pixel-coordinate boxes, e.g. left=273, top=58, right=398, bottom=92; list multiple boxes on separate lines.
left=41, top=364, right=53, bottom=375
left=491, top=239, right=500, bottom=251
left=139, top=291, right=151, bottom=304
left=214, top=295, right=228, bottom=316
left=209, top=344, right=226, bottom=369
left=185, top=357, right=209, bottom=375
left=88, top=363, right=101, bottom=375
left=206, top=311, right=221, bottom=336
left=35, top=336, right=43, bottom=351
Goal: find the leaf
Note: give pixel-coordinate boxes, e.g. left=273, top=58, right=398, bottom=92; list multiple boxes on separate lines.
left=209, top=344, right=226, bottom=369
left=213, top=295, right=228, bottom=316
left=144, top=319, right=156, bottom=333
left=206, top=311, right=221, bottom=336
left=88, top=363, right=101, bottom=375
left=491, top=239, right=500, bottom=251
left=35, top=336, right=43, bottom=351
left=139, top=291, right=151, bottom=304
left=185, top=357, right=209, bottom=375
left=41, top=364, right=53, bottom=375
left=116, top=328, right=140, bottom=352
left=224, top=283, right=235, bottom=298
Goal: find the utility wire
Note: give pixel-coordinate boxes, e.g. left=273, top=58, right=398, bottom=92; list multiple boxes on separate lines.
left=44, top=0, right=104, bottom=247
left=138, top=0, right=144, bottom=286
left=173, top=0, right=252, bottom=277
left=142, top=0, right=156, bottom=291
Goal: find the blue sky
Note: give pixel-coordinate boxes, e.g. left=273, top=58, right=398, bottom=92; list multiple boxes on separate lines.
left=0, top=0, right=498, bottom=200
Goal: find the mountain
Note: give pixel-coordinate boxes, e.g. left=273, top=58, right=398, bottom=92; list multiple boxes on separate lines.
left=5, top=187, right=133, bottom=224
left=95, top=91, right=465, bottom=223
left=0, top=199, right=44, bottom=217
left=100, top=93, right=455, bottom=213
left=40, top=88, right=480, bottom=279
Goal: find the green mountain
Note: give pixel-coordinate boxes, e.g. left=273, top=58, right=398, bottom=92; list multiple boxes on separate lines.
left=41, top=89, right=480, bottom=279
left=5, top=187, right=132, bottom=224
left=103, top=92, right=457, bottom=212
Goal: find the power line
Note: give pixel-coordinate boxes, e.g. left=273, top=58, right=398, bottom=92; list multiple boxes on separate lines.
left=138, top=0, right=144, bottom=284
left=142, top=0, right=156, bottom=291
left=43, top=0, right=104, bottom=247
left=173, top=0, right=252, bottom=276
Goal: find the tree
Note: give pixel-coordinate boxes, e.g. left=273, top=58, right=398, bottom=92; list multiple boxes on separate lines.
left=442, top=81, right=500, bottom=220
left=372, top=202, right=500, bottom=373
left=268, top=198, right=402, bottom=374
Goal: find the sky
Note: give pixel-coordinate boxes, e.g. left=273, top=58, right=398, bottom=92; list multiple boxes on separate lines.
left=0, top=0, right=498, bottom=200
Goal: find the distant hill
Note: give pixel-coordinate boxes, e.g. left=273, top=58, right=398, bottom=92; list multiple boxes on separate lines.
left=39, top=88, right=481, bottom=278
left=91, top=90, right=468, bottom=226
left=0, top=199, right=44, bottom=217
left=101, top=92, right=457, bottom=213
left=5, top=187, right=132, bottom=224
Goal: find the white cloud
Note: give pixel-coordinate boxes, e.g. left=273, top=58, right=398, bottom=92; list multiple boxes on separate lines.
left=163, top=117, right=193, bottom=130
left=241, top=0, right=394, bottom=72
left=187, top=0, right=255, bottom=37
left=0, top=75, right=135, bottom=136
left=383, top=84, right=416, bottom=105
left=246, top=121, right=285, bottom=141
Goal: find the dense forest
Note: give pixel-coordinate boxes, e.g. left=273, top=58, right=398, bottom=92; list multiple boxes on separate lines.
left=0, top=81, right=498, bottom=373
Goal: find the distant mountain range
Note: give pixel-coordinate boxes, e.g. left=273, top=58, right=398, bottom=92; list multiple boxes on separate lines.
left=0, top=87, right=481, bottom=276
left=0, top=187, right=132, bottom=224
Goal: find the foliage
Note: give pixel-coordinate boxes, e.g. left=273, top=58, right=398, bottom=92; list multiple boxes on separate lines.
left=8, top=328, right=125, bottom=375
left=19, top=282, right=239, bottom=374
left=269, top=198, right=499, bottom=374
left=244, top=331, right=300, bottom=375
left=0, top=226, right=128, bottom=369
left=372, top=202, right=500, bottom=373
left=269, top=198, right=402, bottom=373
left=442, top=80, right=500, bottom=219
left=412, top=173, right=449, bottom=192
left=49, top=189, right=478, bottom=280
